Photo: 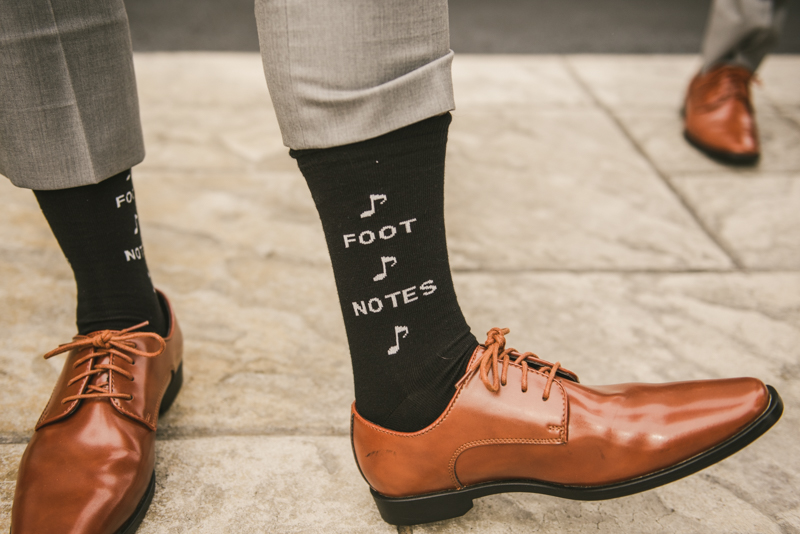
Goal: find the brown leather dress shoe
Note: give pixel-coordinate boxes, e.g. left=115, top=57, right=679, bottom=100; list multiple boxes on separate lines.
left=683, top=64, right=760, bottom=165
left=11, top=291, right=183, bottom=534
left=352, top=328, right=783, bottom=526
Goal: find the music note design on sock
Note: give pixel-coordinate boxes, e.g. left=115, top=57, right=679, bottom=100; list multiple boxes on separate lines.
left=387, top=325, right=409, bottom=355
left=360, top=194, right=387, bottom=218
left=373, top=256, right=397, bottom=281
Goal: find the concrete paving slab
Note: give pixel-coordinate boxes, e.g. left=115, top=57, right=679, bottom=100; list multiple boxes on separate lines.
left=140, top=437, right=394, bottom=534
left=133, top=169, right=353, bottom=438
left=134, top=53, right=273, bottom=108
left=0, top=183, right=78, bottom=442
left=616, top=108, right=800, bottom=174
left=413, top=473, right=787, bottom=533
left=787, top=108, right=800, bottom=127
left=452, top=55, right=592, bottom=110
left=135, top=170, right=329, bottom=268
left=567, top=54, right=700, bottom=110
left=697, top=418, right=800, bottom=533
left=446, top=110, right=731, bottom=270
left=457, top=272, right=800, bottom=387
left=672, top=173, right=800, bottom=270
left=0, top=438, right=395, bottom=534
left=0, top=445, right=22, bottom=525
left=760, top=56, right=800, bottom=109
left=134, top=54, right=288, bottom=174
left=566, top=54, right=774, bottom=112
left=150, top=287, right=353, bottom=439
left=138, top=104, right=287, bottom=173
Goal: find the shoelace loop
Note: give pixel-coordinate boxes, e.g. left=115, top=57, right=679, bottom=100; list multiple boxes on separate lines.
left=43, top=322, right=166, bottom=404
left=457, top=327, right=562, bottom=401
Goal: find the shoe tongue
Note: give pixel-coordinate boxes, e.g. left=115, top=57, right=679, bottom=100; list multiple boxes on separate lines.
left=89, top=349, right=113, bottom=389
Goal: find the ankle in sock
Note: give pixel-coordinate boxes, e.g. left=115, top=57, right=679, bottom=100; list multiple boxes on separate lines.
left=292, top=113, right=478, bottom=432
left=34, top=170, right=166, bottom=336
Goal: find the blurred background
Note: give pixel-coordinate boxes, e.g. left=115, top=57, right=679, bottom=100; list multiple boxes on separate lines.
left=125, top=0, right=800, bottom=53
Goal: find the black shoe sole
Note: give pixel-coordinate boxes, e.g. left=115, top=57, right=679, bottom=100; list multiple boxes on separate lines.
left=683, top=130, right=760, bottom=166
left=116, top=363, right=184, bottom=534
left=371, top=385, right=783, bottom=526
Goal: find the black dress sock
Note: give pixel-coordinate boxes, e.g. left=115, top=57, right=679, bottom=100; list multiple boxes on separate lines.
left=292, top=113, right=478, bottom=432
left=34, top=170, right=167, bottom=336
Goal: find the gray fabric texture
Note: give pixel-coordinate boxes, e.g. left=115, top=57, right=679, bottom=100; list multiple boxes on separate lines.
left=254, top=0, right=455, bottom=150
left=1, top=0, right=456, bottom=187
left=0, top=0, right=144, bottom=190
left=702, top=0, right=789, bottom=72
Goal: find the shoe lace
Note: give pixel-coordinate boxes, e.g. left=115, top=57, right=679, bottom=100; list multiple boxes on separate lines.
left=43, top=322, right=166, bottom=404
left=698, top=66, right=759, bottom=109
left=456, top=328, right=566, bottom=401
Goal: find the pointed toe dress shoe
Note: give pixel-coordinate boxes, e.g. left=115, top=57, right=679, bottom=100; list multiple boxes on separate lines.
left=683, top=64, right=760, bottom=165
left=352, top=328, right=783, bottom=526
left=11, top=291, right=183, bottom=534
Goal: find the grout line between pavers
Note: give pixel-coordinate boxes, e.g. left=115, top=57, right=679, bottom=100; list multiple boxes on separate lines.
left=561, top=56, right=748, bottom=271
left=785, top=113, right=800, bottom=131
left=452, top=267, right=800, bottom=274
left=758, top=91, right=800, bottom=152
left=776, top=107, right=800, bottom=137
left=0, top=437, right=28, bottom=445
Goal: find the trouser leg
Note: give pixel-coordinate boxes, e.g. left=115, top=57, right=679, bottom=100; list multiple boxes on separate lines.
left=701, top=0, right=789, bottom=72
left=260, top=0, right=477, bottom=431
left=254, top=0, right=455, bottom=149
left=0, top=0, right=143, bottom=190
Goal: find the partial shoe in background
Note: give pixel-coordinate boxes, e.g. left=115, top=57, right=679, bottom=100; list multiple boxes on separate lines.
left=683, top=64, right=761, bottom=165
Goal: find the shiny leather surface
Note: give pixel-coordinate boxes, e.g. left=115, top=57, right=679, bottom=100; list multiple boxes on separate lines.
left=11, top=292, right=183, bottom=534
left=352, top=344, right=770, bottom=498
left=684, top=65, right=759, bottom=158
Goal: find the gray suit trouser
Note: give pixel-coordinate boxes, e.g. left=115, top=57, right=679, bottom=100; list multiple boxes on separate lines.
left=0, top=0, right=454, bottom=190
left=0, top=0, right=788, bottom=190
left=701, top=0, right=788, bottom=72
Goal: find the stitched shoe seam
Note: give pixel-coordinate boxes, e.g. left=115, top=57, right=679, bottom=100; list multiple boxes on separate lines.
left=449, top=437, right=566, bottom=489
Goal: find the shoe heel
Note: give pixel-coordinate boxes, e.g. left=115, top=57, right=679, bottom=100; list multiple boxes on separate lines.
left=159, top=362, right=183, bottom=415
left=370, top=488, right=474, bottom=526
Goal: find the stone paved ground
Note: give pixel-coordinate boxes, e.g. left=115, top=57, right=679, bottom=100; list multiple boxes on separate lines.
left=1, top=54, right=799, bottom=533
